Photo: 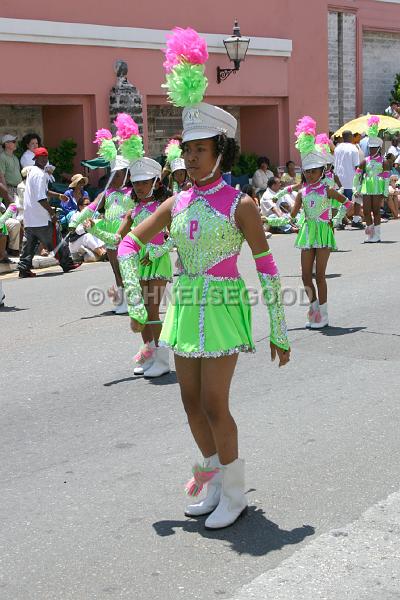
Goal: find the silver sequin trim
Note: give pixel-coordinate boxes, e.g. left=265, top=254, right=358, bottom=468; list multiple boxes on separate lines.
left=161, top=343, right=255, bottom=358
left=198, top=278, right=210, bottom=352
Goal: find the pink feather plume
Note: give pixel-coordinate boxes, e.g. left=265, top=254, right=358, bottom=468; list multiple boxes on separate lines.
left=367, top=115, right=380, bottom=127
left=93, top=128, right=112, bottom=145
left=295, top=116, right=317, bottom=138
left=316, top=133, right=330, bottom=146
left=163, top=27, right=208, bottom=73
left=114, top=113, right=139, bottom=140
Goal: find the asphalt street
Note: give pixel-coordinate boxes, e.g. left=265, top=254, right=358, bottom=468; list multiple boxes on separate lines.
left=1, top=220, right=400, bottom=600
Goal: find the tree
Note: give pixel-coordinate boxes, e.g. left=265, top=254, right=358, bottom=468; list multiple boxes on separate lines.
left=390, top=73, right=400, bottom=104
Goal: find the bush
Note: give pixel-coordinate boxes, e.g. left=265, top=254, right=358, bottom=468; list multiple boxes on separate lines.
left=231, top=152, right=258, bottom=177
left=48, top=138, right=77, bottom=180
left=390, top=73, right=400, bottom=104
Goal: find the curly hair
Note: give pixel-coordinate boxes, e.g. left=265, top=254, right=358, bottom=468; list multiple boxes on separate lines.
left=181, top=134, right=239, bottom=173
left=22, top=132, right=42, bottom=150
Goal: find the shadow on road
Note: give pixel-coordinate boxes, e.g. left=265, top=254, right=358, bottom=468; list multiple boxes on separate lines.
left=0, top=305, right=27, bottom=312
left=104, top=371, right=177, bottom=387
left=80, top=310, right=115, bottom=320
left=153, top=505, right=315, bottom=556
left=318, top=325, right=366, bottom=337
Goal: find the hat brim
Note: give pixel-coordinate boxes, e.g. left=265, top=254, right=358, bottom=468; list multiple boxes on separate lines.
left=182, top=128, right=222, bottom=143
left=131, top=174, right=158, bottom=182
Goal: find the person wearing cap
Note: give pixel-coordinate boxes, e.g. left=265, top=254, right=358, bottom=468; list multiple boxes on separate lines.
left=0, top=134, right=22, bottom=198
left=117, top=28, right=290, bottom=530
left=353, top=116, right=391, bottom=243
left=291, top=117, right=350, bottom=329
left=117, top=156, right=173, bottom=377
left=17, top=147, right=80, bottom=278
left=164, top=138, right=191, bottom=194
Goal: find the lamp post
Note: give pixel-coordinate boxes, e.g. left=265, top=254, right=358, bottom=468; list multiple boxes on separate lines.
left=217, top=21, right=250, bottom=84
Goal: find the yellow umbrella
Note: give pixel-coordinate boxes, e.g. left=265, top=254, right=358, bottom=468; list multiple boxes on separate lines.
left=334, top=115, right=400, bottom=137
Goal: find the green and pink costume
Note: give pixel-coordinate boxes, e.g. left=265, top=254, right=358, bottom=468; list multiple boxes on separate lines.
left=353, top=156, right=390, bottom=196
left=295, top=182, right=342, bottom=250
left=118, top=178, right=289, bottom=357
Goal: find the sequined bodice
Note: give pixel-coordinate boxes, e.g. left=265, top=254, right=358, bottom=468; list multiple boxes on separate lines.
left=104, top=187, right=134, bottom=221
left=302, top=183, right=332, bottom=221
left=170, top=180, right=244, bottom=276
left=131, top=201, right=160, bottom=227
left=365, top=156, right=383, bottom=178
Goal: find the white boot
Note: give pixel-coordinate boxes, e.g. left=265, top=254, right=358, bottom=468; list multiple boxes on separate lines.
left=144, top=346, right=170, bottom=378
left=310, top=302, right=329, bottom=328
left=185, top=454, right=222, bottom=517
left=205, top=458, right=247, bottom=530
left=115, top=288, right=128, bottom=314
left=364, top=225, right=375, bottom=243
left=133, top=341, right=156, bottom=376
left=305, top=300, right=319, bottom=329
left=367, top=225, right=380, bottom=243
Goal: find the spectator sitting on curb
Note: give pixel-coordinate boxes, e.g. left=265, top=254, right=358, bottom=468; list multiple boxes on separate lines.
left=260, top=177, right=298, bottom=234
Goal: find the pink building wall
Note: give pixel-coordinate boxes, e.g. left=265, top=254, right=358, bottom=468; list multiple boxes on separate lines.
left=1, top=0, right=400, bottom=170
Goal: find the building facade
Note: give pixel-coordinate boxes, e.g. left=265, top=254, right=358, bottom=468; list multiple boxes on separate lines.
left=0, top=0, right=399, bottom=172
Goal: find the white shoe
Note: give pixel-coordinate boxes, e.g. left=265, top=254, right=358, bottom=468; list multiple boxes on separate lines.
left=185, top=454, right=222, bottom=517
left=374, top=224, right=381, bottom=242
left=114, top=288, right=128, bottom=314
left=310, top=302, right=329, bottom=328
left=205, top=458, right=247, bottom=530
left=144, top=346, right=170, bottom=378
left=133, top=341, right=156, bottom=376
left=305, top=300, right=319, bottom=328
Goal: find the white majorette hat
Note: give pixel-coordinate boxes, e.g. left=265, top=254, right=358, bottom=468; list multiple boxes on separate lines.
left=130, top=157, right=162, bottom=182
left=368, top=137, right=383, bottom=148
left=182, top=102, right=237, bottom=143
left=301, top=150, right=328, bottom=170
left=170, top=157, right=186, bottom=173
left=110, top=156, right=131, bottom=172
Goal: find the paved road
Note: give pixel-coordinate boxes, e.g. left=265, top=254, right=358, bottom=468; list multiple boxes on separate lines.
left=1, top=221, right=400, bottom=600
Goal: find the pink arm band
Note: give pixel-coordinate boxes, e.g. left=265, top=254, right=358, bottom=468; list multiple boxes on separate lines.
left=378, top=171, right=390, bottom=179
left=117, top=233, right=143, bottom=258
left=253, top=251, right=279, bottom=276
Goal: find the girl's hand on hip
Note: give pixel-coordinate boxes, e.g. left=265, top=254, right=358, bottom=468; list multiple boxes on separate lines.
left=270, top=342, right=290, bottom=367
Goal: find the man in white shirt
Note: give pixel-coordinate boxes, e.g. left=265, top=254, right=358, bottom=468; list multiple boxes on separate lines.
left=260, top=177, right=293, bottom=233
left=387, top=137, right=400, bottom=160
left=18, top=147, right=80, bottom=277
left=334, top=131, right=363, bottom=229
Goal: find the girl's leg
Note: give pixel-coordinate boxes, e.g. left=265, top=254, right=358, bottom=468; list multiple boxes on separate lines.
left=174, top=355, right=216, bottom=457
left=139, top=280, right=154, bottom=345
left=200, top=354, right=239, bottom=465
left=363, top=195, right=372, bottom=226
left=372, top=195, right=382, bottom=226
left=315, top=248, right=331, bottom=306
left=144, top=279, right=166, bottom=345
left=301, top=249, right=317, bottom=302
left=107, top=248, right=123, bottom=288
left=387, top=195, right=399, bottom=219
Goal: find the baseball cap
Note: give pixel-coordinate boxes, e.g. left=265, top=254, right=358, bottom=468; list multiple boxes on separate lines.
left=1, top=134, right=17, bottom=144
left=33, top=147, right=49, bottom=158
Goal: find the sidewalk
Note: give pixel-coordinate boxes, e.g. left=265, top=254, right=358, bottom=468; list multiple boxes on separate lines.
left=0, top=254, right=59, bottom=277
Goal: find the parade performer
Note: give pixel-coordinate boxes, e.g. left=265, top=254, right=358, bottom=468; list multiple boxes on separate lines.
left=164, top=138, right=191, bottom=193
left=291, top=117, right=350, bottom=329
left=353, top=116, right=390, bottom=243
left=70, top=114, right=143, bottom=312
left=117, top=157, right=173, bottom=377
left=117, top=27, right=290, bottom=529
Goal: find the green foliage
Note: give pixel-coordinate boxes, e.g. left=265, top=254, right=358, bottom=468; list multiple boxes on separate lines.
left=231, top=152, right=258, bottom=177
left=390, top=73, right=400, bottom=103
left=48, top=138, right=77, bottom=179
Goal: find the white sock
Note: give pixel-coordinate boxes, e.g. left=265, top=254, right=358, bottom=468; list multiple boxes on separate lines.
left=352, top=215, right=361, bottom=223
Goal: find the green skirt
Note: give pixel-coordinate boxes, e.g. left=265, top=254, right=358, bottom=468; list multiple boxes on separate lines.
left=361, top=176, right=385, bottom=196
left=138, top=246, right=172, bottom=282
left=295, top=220, right=337, bottom=250
left=159, top=275, right=254, bottom=357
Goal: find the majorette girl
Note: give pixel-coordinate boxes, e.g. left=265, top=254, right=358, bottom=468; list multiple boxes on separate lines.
left=291, top=117, right=351, bottom=329
left=353, top=116, right=390, bottom=243
left=117, top=28, right=290, bottom=530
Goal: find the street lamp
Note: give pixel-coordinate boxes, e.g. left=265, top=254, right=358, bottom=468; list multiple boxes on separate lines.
left=217, top=21, right=250, bottom=84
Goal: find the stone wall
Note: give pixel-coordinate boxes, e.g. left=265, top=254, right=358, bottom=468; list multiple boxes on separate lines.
left=109, top=80, right=144, bottom=136
left=0, top=105, right=43, bottom=145
left=147, top=105, right=241, bottom=158
left=363, top=31, right=400, bottom=114
left=328, top=11, right=356, bottom=132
